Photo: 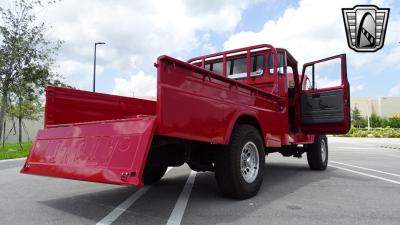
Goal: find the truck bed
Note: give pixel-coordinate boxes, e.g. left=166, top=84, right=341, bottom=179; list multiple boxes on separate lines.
left=44, top=86, right=156, bottom=126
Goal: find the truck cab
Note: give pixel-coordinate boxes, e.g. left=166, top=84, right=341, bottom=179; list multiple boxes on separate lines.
left=188, top=44, right=350, bottom=144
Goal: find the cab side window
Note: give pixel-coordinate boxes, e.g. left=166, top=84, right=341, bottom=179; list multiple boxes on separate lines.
left=205, top=61, right=223, bottom=75
left=226, top=57, right=246, bottom=79
left=228, top=55, right=265, bottom=79
left=268, top=53, right=274, bottom=74
left=250, top=55, right=265, bottom=78
left=205, top=54, right=266, bottom=79
left=277, top=52, right=285, bottom=75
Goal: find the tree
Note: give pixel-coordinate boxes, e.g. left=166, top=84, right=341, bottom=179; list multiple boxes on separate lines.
left=0, top=0, right=63, bottom=142
left=351, top=106, right=367, bottom=128
left=8, top=93, right=43, bottom=143
left=370, top=113, right=381, bottom=128
left=380, top=117, right=389, bottom=128
left=388, top=116, right=400, bottom=128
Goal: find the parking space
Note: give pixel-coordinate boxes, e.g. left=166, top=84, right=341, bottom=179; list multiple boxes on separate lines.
left=1, top=137, right=399, bottom=225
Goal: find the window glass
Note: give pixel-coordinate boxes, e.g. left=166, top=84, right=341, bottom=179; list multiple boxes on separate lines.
left=303, top=66, right=313, bottom=90
left=268, top=53, right=274, bottom=74
left=250, top=55, right=265, bottom=77
left=277, top=53, right=285, bottom=75
left=232, top=58, right=247, bottom=74
left=212, top=61, right=223, bottom=74
left=287, top=66, right=293, bottom=74
left=305, top=77, right=313, bottom=90
left=204, top=62, right=222, bottom=75
left=303, top=58, right=342, bottom=90
left=228, top=57, right=247, bottom=79
left=204, top=54, right=266, bottom=79
left=314, top=58, right=341, bottom=89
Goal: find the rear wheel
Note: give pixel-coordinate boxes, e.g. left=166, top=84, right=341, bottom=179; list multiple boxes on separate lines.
left=306, top=135, right=328, bottom=170
left=215, top=124, right=265, bottom=199
left=142, top=165, right=168, bottom=184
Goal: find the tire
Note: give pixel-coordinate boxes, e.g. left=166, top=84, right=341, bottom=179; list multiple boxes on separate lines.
left=306, top=135, right=328, bottom=170
left=142, top=165, right=168, bottom=185
left=215, top=124, right=265, bottom=199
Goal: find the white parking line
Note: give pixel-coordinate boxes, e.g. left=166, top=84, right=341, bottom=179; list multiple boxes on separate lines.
left=336, top=147, right=377, bottom=150
left=331, top=161, right=400, bottom=178
left=329, top=165, right=400, bottom=185
left=96, top=168, right=172, bottom=225
left=166, top=170, right=197, bottom=225
left=96, top=186, right=150, bottom=225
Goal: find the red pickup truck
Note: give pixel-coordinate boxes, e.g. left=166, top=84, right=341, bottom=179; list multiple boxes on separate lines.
left=21, top=44, right=350, bottom=199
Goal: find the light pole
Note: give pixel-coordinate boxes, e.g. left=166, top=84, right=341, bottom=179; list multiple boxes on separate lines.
left=367, top=98, right=371, bottom=130
left=93, top=42, right=105, bottom=92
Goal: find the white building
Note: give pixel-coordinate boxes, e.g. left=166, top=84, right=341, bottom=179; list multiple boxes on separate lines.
left=351, top=96, right=400, bottom=118
left=2, top=117, right=43, bottom=144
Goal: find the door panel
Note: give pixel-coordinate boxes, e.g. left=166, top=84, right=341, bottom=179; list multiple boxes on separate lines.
left=301, top=89, right=344, bottom=124
left=300, top=54, right=350, bottom=134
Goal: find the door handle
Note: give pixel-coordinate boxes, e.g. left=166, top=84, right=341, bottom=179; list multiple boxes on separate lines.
left=312, top=93, right=320, bottom=98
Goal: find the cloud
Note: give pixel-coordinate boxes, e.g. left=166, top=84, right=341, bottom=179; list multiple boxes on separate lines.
left=37, top=0, right=259, bottom=88
left=112, top=71, right=156, bottom=97
left=223, top=0, right=399, bottom=68
left=382, top=46, right=400, bottom=69
left=389, top=83, right=400, bottom=96
left=53, top=60, right=102, bottom=90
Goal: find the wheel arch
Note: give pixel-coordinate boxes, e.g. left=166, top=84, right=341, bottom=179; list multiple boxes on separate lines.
left=224, top=112, right=265, bottom=146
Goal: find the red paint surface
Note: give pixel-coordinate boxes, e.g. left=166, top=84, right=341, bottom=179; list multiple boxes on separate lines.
left=21, top=117, right=156, bottom=186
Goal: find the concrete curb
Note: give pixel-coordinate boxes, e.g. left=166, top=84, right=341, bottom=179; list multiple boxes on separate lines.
left=0, top=157, right=26, bottom=164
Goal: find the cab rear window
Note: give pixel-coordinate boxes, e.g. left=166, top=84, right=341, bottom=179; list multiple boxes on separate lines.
left=205, top=61, right=223, bottom=74
left=205, top=54, right=265, bottom=80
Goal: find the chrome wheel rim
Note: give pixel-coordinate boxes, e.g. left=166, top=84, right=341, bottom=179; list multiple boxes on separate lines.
left=321, top=139, right=327, bottom=162
left=241, top=141, right=259, bottom=183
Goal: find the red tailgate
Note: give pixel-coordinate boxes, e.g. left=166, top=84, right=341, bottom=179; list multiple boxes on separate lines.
left=21, top=116, right=156, bottom=187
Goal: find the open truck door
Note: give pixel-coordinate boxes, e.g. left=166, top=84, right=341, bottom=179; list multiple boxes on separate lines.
left=300, top=54, right=350, bottom=134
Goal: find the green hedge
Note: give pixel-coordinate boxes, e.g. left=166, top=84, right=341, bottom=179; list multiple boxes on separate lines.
left=337, top=127, right=400, bottom=138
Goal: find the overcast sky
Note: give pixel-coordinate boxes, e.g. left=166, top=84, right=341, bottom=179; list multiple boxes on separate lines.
left=2, top=0, right=400, bottom=97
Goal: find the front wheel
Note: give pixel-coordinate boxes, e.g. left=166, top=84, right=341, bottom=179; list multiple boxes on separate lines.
left=306, top=135, right=328, bottom=170
left=215, top=124, right=265, bottom=199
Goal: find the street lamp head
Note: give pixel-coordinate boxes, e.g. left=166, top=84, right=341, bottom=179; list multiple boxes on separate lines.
left=95, top=42, right=106, bottom=45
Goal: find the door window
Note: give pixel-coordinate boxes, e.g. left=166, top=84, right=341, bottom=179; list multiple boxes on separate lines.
left=303, top=58, right=342, bottom=90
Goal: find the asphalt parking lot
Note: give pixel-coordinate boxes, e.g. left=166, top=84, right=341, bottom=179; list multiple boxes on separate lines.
left=0, top=137, right=399, bottom=225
